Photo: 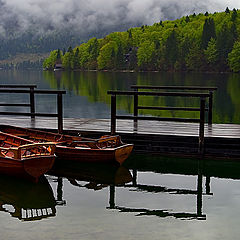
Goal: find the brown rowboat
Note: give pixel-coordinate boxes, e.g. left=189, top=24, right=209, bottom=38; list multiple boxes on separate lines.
left=0, top=125, right=133, bottom=165
left=0, top=131, right=55, bottom=182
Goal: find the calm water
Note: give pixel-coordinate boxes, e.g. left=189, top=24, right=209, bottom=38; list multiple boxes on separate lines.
left=0, top=70, right=239, bottom=123
left=0, top=70, right=240, bottom=239
left=1, top=155, right=240, bottom=240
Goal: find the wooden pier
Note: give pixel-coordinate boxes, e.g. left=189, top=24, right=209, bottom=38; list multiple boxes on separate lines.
left=0, top=84, right=239, bottom=159
left=0, top=116, right=239, bottom=159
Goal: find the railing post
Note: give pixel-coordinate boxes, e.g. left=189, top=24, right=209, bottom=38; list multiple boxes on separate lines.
left=57, top=93, right=63, bottom=134
left=199, top=97, right=205, bottom=155
left=133, top=91, right=138, bottom=131
left=30, top=87, right=35, bottom=119
left=111, top=94, right=116, bottom=135
left=208, top=91, right=213, bottom=124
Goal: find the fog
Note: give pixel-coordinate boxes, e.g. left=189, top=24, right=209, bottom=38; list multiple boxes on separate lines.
left=0, top=0, right=239, bottom=38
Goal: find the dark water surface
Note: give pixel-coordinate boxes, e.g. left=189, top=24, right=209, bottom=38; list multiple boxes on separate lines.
left=1, top=155, right=240, bottom=240
left=0, top=70, right=240, bottom=239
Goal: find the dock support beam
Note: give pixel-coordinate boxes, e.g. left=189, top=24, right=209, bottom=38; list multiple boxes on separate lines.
left=57, top=93, right=63, bottom=134
left=111, top=95, right=116, bottom=135
left=199, top=98, right=205, bottom=154
left=208, top=91, right=213, bottom=124
left=133, top=92, right=138, bottom=131
left=30, top=86, right=35, bottom=119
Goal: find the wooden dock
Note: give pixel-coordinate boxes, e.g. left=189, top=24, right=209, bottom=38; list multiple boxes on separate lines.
left=0, top=116, right=240, bottom=159
left=0, top=84, right=239, bottom=159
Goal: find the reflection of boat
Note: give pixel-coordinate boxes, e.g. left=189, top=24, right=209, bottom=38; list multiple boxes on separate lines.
left=48, top=160, right=133, bottom=186
left=125, top=154, right=240, bottom=180
left=0, top=131, right=55, bottom=182
left=0, top=125, right=133, bottom=165
left=0, top=175, right=56, bottom=221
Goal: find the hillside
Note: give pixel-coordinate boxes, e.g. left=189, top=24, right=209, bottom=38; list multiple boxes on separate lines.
left=43, top=8, right=240, bottom=73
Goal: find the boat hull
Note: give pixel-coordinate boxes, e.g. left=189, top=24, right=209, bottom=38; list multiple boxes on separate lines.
left=0, top=125, right=134, bottom=165
left=55, top=144, right=133, bottom=165
left=0, top=156, right=55, bottom=182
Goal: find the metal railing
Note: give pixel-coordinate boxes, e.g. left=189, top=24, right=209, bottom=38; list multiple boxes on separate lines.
left=0, top=85, right=66, bottom=133
left=0, top=84, right=37, bottom=117
left=107, top=90, right=209, bottom=154
left=131, top=85, right=217, bottom=124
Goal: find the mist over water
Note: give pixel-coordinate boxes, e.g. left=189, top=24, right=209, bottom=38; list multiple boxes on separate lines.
left=0, top=0, right=239, bottom=39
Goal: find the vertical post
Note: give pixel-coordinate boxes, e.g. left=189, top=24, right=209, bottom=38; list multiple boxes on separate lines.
left=57, top=93, right=63, bottom=134
left=132, top=169, right=137, bottom=187
left=133, top=91, right=138, bottom=131
left=197, top=169, right=203, bottom=218
left=199, top=97, right=205, bottom=155
left=111, top=94, right=116, bottom=135
left=205, top=176, right=211, bottom=195
left=208, top=91, right=213, bottom=124
left=30, top=86, right=35, bottom=119
left=109, top=185, right=115, bottom=209
left=57, top=177, right=63, bottom=202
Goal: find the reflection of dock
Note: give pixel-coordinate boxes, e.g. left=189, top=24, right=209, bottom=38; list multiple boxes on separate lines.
left=0, top=117, right=240, bottom=157
left=108, top=167, right=207, bottom=221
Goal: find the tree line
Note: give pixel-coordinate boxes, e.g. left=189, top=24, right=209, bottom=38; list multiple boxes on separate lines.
left=43, top=8, right=240, bottom=73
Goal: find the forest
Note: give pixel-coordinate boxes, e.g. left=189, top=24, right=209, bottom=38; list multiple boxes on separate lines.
left=43, top=8, right=240, bottom=73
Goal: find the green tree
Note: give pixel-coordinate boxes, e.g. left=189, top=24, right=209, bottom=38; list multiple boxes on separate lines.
left=231, top=8, right=237, bottom=21
left=216, top=23, right=235, bottom=69
left=228, top=41, right=240, bottom=72
left=201, top=18, right=216, bottom=49
left=97, top=41, right=117, bottom=70
left=43, top=50, right=60, bottom=70
left=165, top=30, right=178, bottom=69
left=204, top=38, right=218, bottom=64
left=137, top=40, right=155, bottom=69
left=225, top=7, right=230, bottom=14
left=185, top=43, right=205, bottom=71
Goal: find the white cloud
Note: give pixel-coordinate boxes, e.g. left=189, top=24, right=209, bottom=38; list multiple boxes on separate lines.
left=0, top=0, right=239, bottom=38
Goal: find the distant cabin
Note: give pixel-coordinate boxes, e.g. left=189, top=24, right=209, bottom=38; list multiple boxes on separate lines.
left=54, top=62, right=64, bottom=71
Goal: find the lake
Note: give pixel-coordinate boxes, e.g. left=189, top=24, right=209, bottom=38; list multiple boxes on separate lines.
left=0, top=70, right=240, bottom=240
left=0, top=70, right=239, bottom=122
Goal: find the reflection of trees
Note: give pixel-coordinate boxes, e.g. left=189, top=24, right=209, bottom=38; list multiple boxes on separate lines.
left=227, top=74, right=240, bottom=123
left=43, top=71, right=240, bottom=124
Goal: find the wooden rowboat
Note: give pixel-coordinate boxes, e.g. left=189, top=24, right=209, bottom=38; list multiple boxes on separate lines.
left=0, top=125, right=133, bottom=165
left=0, top=131, right=55, bottom=182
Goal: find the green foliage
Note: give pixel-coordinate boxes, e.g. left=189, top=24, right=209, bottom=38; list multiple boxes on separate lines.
left=228, top=41, right=240, bottom=72
left=44, top=8, right=240, bottom=72
left=137, top=41, right=155, bottom=69
left=97, top=41, right=118, bottom=70
left=43, top=50, right=61, bottom=70
left=201, top=18, right=216, bottom=49
left=204, top=38, right=218, bottom=64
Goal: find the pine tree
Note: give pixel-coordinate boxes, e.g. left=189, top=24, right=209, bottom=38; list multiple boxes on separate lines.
left=165, top=30, right=178, bottom=69
left=231, top=8, right=237, bottom=21
left=225, top=7, right=230, bottom=14
left=201, top=18, right=216, bottom=49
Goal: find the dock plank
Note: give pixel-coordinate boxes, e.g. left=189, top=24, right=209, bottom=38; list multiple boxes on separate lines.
left=0, top=116, right=239, bottom=139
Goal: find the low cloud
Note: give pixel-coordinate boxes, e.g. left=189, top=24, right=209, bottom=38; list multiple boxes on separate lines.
left=0, top=0, right=239, bottom=38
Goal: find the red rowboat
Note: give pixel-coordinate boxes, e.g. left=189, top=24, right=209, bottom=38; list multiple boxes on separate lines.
left=0, top=131, right=55, bottom=182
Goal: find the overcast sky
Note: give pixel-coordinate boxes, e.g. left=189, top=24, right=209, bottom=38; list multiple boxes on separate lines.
left=0, top=0, right=240, bottom=38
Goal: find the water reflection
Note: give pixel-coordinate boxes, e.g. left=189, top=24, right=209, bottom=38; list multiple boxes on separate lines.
left=1, top=154, right=240, bottom=223
left=107, top=157, right=208, bottom=220
left=0, top=175, right=56, bottom=221
left=43, top=71, right=240, bottom=123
